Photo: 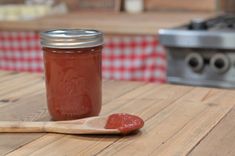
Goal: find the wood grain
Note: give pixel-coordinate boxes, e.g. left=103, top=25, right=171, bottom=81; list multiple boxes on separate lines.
left=0, top=71, right=12, bottom=76
left=5, top=83, right=192, bottom=156
left=0, top=72, right=145, bottom=156
left=0, top=71, right=235, bottom=156
left=0, top=12, right=214, bottom=35
left=0, top=89, right=48, bottom=156
left=145, top=0, right=217, bottom=12
left=189, top=107, right=235, bottom=156
left=96, top=88, right=214, bottom=155
left=0, top=72, right=31, bottom=83
left=151, top=90, right=235, bottom=156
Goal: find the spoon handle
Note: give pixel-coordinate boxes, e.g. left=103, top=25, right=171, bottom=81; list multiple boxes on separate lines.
left=0, top=121, right=48, bottom=133
left=0, top=120, right=88, bottom=134
left=0, top=117, right=118, bottom=135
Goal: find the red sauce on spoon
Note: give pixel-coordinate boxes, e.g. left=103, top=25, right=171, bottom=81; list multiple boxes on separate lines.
left=105, top=113, right=144, bottom=134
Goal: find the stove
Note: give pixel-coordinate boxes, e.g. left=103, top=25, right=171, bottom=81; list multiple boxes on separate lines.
left=159, top=14, right=235, bottom=88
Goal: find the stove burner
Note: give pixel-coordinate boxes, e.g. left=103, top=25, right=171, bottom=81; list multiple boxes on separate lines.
left=206, top=14, right=235, bottom=30
left=159, top=14, right=235, bottom=49
left=158, top=14, right=235, bottom=88
left=188, top=19, right=208, bottom=30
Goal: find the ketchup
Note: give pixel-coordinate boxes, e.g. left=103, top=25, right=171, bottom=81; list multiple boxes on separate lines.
left=105, top=113, right=144, bottom=134
left=41, top=29, right=103, bottom=121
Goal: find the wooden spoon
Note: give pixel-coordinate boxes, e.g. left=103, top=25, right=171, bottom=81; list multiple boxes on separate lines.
left=0, top=113, right=144, bottom=135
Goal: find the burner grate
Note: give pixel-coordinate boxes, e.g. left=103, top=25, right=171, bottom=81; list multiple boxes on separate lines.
left=207, top=14, right=235, bottom=30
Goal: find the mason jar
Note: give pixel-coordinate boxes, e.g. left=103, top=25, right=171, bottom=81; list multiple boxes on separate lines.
left=40, top=29, right=103, bottom=120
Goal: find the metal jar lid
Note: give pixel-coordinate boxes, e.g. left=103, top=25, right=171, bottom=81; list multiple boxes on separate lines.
left=40, top=29, right=103, bottom=49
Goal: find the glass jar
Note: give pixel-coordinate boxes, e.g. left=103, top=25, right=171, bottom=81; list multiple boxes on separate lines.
left=40, top=29, right=103, bottom=121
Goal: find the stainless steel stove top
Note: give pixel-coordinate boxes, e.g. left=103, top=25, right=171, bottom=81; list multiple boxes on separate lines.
left=159, top=14, right=235, bottom=49
left=159, top=14, right=235, bottom=88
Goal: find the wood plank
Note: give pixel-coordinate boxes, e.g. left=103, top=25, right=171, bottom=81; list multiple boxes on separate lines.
left=0, top=92, right=48, bottom=156
left=0, top=73, right=44, bottom=106
left=0, top=83, right=45, bottom=102
left=0, top=71, right=13, bottom=77
left=93, top=88, right=235, bottom=156
left=0, top=74, right=41, bottom=91
left=6, top=99, right=160, bottom=156
left=0, top=72, right=31, bottom=83
left=102, top=80, right=146, bottom=104
left=0, top=73, right=41, bottom=91
left=0, top=88, right=44, bottom=109
left=0, top=72, right=55, bottom=155
left=0, top=79, right=44, bottom=96
left=150, top=90, right=235, bottom=156
left=2, top=71, right=234, bottom=156
left=0, top=72, right=146, bottom=156
left=5, top=85, right=193, bottom=156
left=95, top=87, right=213, bottom=155
left=189, top=106, right=235, bottom=156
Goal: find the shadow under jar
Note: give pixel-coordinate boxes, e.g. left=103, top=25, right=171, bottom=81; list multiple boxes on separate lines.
left=40, top=29, right=103, bottom=121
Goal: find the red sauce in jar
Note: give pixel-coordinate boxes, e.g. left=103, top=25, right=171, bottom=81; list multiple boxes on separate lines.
left=41, top=29, right=103, bottom=121
left=105, top=113, right=144, bottom=134
left=43, top=46, right=102, bottom=120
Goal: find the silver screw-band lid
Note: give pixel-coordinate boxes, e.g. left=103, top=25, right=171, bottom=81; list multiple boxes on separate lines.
left=40, top=29, right=103, bottom=49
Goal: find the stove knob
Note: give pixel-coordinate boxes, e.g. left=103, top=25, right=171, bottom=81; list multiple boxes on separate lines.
left=189, top=18, right=207, bottom=30
left=185, top=53, right=204, bottom=72
left=210, top=54, right=230, bottom=73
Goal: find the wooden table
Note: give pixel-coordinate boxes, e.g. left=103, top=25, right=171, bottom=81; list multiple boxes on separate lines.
left=0, top=71, right=235, bottom=156
left=0, top=11, right=214, bottom=34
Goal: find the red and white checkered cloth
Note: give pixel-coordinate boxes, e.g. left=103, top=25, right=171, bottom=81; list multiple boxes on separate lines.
left=0, top=31, right=43, bottom=72
left=0, top=31, right=166, bottom=83
left=103, top=35, right=166, bottom=82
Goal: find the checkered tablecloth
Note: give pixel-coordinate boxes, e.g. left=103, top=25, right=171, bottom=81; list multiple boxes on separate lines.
left=0, top=31, right=166, bottom=83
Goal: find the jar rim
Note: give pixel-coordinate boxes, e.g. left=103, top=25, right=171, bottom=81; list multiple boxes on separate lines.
left=40, top=29, right=103, bottom=49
